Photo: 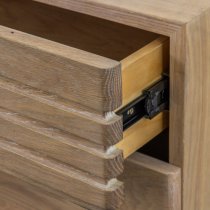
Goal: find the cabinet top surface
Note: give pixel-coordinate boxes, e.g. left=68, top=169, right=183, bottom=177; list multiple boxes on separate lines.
left=34, top=0, right=210, bottom=26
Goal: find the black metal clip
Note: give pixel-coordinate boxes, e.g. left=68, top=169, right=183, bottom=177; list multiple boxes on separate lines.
left=117, top=77, right=169, bottom=131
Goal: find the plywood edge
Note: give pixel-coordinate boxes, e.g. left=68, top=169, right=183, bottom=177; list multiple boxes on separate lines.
left=115, top=112, right=168, bottom=158
left=0, top=137, right=124, bottom=209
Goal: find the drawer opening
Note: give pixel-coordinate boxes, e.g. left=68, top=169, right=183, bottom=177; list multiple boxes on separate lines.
left=0, top=0, right=158, bottom=61
left=139, top=128, right=169, bottom=162
left=0, top=0, right=169, bottom=107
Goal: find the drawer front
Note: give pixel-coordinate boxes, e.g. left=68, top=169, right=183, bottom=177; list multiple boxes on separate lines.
left=0, top=107, right=124, bottom=179
left=120, top=153, right=181, bottom=210
left=0, top=76, right=122, bottom=147
left=0, top=137, right=124, bottom=210
left=0, top=171, right=86, bottom=210
left=0, top=26, right=121, bottom=112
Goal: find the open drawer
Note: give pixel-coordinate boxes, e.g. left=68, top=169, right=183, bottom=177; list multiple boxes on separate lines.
left=0, top=0, right=169, bottom=152
left=0, top=0, right=169, bottom=112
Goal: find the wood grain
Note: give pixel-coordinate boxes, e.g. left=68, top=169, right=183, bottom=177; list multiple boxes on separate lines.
left=0, top=107, right=123, bottom=179
left=0, top=171, right=86, bottom=210
left=169, top=9, right=210, bottom=210
left=1, top=1, right=210, bottom=209
left=121, top=36, right=169, bottom=106
left=0, top=0, right=160, bottom=113
left=29, top=2, right=210, bottom=210
left=0, top=137, right=124, bottom=210
left=116, top=112, right=168, bottom=158
left=120, top=152, right=181, bottom=210
left=0, top=76, right=122, bottom=147
left=0, top=25, right=121, bottom=112
left=33, top=0, right=203, bottom=34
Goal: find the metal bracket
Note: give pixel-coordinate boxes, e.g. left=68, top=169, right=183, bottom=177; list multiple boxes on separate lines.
left=117, top=77, right=169, bottom=131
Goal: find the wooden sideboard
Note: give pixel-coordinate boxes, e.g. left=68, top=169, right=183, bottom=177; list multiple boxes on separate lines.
left=0, top=0, right=210, bottom=210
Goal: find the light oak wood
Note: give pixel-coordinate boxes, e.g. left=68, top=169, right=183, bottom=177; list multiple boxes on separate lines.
left=0, top=107, right=123, bottom=179
left=0, top=25, right=121, bottom=113
left=0, top=137, right=124, bottom=210
left=0, top=76, right=122, bottom=147
left=116, top=112, right=168, bottom=158
left=0, top=171, right=86, bottom=210
left=1, top=1, right=210, bottom=209
left=31, top=1, right=210, bottom=210
left=120, top=153, right=181, bottom=210
left=121, top=36, right=169, bottom=106
left=171, top=10, right=210, bottom=210
left=33, top=0, right=206, bottom=34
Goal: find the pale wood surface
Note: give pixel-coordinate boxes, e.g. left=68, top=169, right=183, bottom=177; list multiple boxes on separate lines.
left=169, top=9, right=210, bottom=210
left=0, top=25, right=121, bottom=112
left=120, top=152, right=181, bottom=210
left=33, top=0, right=205, bottom=34
left=30, top=1, right=210, bottom=210
left=0, top=107, right=124, bottom=179
left=116, top=112, right=168, bottom=158
left=121, top=36, right=169, bottom=106
left=0, top=137, right=124, bottom=210
left=0, top=76, right=122, bottom=147
left=0, top=171, right=86, bottom=210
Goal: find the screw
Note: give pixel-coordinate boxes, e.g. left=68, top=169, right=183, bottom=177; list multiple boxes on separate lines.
left=127, top=108, right=135, bottom=116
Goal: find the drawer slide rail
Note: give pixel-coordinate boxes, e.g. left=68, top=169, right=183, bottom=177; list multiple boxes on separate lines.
left=117, top=77, right=169, bottom=131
